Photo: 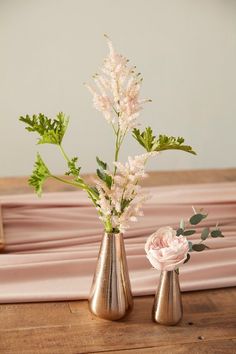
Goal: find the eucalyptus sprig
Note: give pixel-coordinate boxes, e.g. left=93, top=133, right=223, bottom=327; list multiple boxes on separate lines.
left=132, top=127, right=196, bottom=155
left=176, top=207, right=224, bottom=264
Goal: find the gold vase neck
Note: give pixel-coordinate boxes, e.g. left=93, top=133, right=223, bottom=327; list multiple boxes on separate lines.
left=104, top=232, right=123, bottom=237
left=104, top=231, right=123, bottom=237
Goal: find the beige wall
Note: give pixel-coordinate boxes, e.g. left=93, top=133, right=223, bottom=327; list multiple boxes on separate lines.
left=1, top=0, right=236, bottom=177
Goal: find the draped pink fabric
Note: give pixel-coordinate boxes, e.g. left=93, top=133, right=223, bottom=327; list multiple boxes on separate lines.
left=0, top=182, right=235, bottom=303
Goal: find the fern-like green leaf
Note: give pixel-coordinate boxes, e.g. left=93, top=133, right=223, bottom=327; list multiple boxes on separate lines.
left=133, top=127, right=196, bottom=155
left=19, top=112, right=69, bottom=145
left=29, top=153, right=51, bottom=196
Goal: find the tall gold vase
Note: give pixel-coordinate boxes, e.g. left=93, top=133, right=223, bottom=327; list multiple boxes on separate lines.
left=152, top=270, right=183, bottom=325
left=89, top=233, right=133, bottom=320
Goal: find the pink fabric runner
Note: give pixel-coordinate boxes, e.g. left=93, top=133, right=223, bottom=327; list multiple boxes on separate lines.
left=0, top=182, right=235, bottom=303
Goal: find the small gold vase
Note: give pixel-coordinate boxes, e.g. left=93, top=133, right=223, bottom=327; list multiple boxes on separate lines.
left=152, top=270, right=183, bottom=325
left=89, top=232, right=133, bottom=320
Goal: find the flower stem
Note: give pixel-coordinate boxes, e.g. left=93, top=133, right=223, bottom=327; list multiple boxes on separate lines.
left=59, top=144, right=70, bottom=163
left=51, top=175, right=98, bottom=206
left=114, top=128, right=121, bottom=175
left=51, top=175, right=83, bottom=188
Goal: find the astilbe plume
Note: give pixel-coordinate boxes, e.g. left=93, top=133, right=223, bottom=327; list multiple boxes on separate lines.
left=96, top=153, right=156, bottom=233
left=85, top=35, right=151, bottom=135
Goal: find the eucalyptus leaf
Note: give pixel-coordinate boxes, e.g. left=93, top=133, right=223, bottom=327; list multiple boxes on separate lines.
left=189, top=213, right=207, bottom=225
left=201, top=227, right=210, bottom=240
left=188, top=241, right=193, bottom=252
left=180, top=219, right=185, bottom=230
left=184, top=253, right=191, bottom=264
left=211, top=229, right=223, bottom=238
left=192, top=243, right=209, bottom=252
left=176, top=228, right=184, bottom=236
left=183, top=229, right=196, bottom=236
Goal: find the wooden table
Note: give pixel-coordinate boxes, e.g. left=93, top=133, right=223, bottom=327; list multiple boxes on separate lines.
left=0, top=169, right=236, bottom=354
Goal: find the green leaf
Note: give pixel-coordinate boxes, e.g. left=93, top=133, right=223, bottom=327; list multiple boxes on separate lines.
left=211, top=229, right=223, bottom=238
left=176, top=228, right=184, bottom=236
left=96, top=168, right=106, bottom=182
left=65, top=157, right=82, bottom=180
left=120, top=199, right=131, bottom=212
left=184, top=253, right=191, bottom=264
left=96, top=169, right=112, bottom=189
left=189, top=213, right=207, bottom=225
left=180, top=218, right=185, bottom=230
left=19, top=112, right=69, bottom=145
left=96, top=157, right=107, bottom=170
left=154, top=134, right=197, bottom=155
left=132, top=127, right=155, bottom=152
left=28, top=153, right=51, bottom=196
left=183, top=229, right=196, bottom=236
left=201, top=227, right=210, bottom=240
left=132, top=127, right=196, bottom=155
left=188, top=241, right=193, bottom=252
left=192, top=243, right=209, bottom=252
left=90, top=186, right=99, bottom=198
left=105, top=175, right=112, bottom=189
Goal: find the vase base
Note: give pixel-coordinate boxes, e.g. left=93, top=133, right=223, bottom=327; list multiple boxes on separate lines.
left=88, top=301, right=133, bottom=321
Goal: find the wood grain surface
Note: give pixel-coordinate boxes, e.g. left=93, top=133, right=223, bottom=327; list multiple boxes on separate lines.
left=0, top=168, right=236, bottom=354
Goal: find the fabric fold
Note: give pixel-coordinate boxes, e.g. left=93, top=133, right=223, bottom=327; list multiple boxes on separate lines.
left=0, top=181, right=235, bottom=303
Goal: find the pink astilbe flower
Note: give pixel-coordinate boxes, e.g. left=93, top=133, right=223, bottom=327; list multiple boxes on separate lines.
left=96, top=153, right=155, bottom=233
left=85, top=35, right=151, bottom=134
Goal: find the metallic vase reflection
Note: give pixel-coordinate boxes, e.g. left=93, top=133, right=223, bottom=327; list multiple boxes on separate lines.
left=152, top=270, right=183, bottom=325
left=89, top=233, right=133, bottom=320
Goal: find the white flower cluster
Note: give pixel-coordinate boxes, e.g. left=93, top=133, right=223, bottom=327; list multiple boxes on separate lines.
left=86, top=36, right=150, bottom=134
left=96, top=153, right=154, bottom=233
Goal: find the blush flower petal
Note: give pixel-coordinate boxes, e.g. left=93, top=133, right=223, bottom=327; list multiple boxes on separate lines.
left=145, top=227, right=189, bottom=271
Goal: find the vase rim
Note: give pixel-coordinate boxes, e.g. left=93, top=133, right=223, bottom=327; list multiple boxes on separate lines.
left=104, top=231, right=123, bottom=237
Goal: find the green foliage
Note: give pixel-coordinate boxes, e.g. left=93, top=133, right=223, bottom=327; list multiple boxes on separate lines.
left=20, top=111, right=100, bottom=207
left=201, top=227, right=210, bottom=240
left=183, top=229, right=196, bottom=236
left=188, top=241, right=193, bottom=251
left=192, top=243, right=209, bottom=252
left=176, top=228, right=184, bottom=236
left=89, top=186, right=99, bottom=198
left=96, top=157, right=107, bottom=170
left=184, top=253, right=191, bottom=264
left=65, top=157, right=82, bottom=180
left=211, top=229, right=224, bottom=238
left=120, top=198, right=131, bottom=213
left=189, top=213, right=207, bottom=225
left=97, top=169, right=112, bottom=189
left=132, top=127, right=196, bottom=155
left=96, top=156, right=112, bottom=189
left=176, top=207, right=224, bottom=269
left=19, top=112, right=69, bottom=145
left=179, top=219, right=185, bottom=230
left=132, top=127, right=155, bottom=152
left=29, top=153, right=51, bottom=196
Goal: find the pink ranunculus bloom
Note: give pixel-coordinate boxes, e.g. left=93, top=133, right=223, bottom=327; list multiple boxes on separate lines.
left=145, top=227, right=189, bottom=271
